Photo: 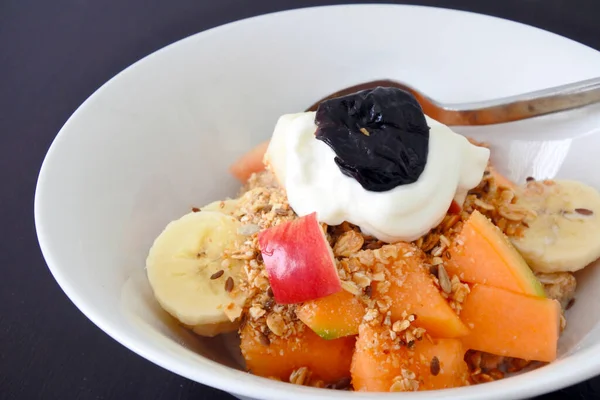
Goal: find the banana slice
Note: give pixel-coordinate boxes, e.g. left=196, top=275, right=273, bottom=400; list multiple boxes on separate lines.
left=511, top=180, right=600, bottom=273
left=201, top=198, right=239, bottom=215
left=146, top=210, right=247, bottom=336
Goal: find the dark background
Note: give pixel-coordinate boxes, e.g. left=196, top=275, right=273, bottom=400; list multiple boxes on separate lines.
left=2, top=0, right=600, bottom=399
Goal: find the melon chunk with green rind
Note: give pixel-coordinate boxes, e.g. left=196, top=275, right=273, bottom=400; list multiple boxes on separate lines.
left=296, top=290, right=365, bottom=339
left=459, top=284, right=560, bottom=362
left=298, top=243, right=469, bottom=340
left=445, top=210, right=545, bottom=297
left=240, top=320, right=355, bottom=382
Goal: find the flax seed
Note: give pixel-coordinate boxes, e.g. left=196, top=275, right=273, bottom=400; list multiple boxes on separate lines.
left=224, top=276, right=234, bottom=292
left=430, top=356, right=440, bottom=376
left=210, top=270, right=224, bottom=280
left=335, top=377, right=351, bottom=390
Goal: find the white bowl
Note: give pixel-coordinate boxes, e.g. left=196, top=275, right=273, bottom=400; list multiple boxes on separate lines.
left=34, top=4, right=600, bottom=400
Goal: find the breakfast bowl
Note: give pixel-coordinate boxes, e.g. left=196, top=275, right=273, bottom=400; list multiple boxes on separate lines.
left=34, top=4, right=600, bottom=400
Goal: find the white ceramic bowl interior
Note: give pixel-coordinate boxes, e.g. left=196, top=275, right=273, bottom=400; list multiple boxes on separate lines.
left=35, top=5, right=600, bottom=400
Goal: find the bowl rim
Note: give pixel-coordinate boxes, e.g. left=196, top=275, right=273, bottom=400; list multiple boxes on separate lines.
left=34, top=4, right=600, bottom=399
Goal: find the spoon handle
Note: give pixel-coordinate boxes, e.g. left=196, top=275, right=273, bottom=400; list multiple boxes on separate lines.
left=440, top=76, right=600, bottom=125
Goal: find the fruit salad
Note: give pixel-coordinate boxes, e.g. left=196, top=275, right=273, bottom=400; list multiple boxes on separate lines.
left=145, top=87, right=600, bottom=392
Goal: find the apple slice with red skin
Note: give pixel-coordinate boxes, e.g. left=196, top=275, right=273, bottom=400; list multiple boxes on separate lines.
left=258, top=212, right=341, bottom=304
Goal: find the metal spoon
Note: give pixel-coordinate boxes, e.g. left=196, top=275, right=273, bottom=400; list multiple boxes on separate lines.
left=305, top=77, right=600, bottom=126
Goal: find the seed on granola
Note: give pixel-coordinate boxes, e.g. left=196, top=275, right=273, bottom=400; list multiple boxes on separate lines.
left=566, top=298, right=576, bottom=310
left=526, top=176, right=535, bottom=182
left=429, top=264, right=439, bottom=277
left=267, top=287, right=274, bottom=297
left=430, top=356, right=440, bottom=376
left=191, top=207, right=200, bottom=212
left=445, top=250, right=451, bottom=259
left=264, top=298, right=275, bottom=311
left=238, top=223, right=261, bottom=236
left=575, top=208, right=594, bottom=216
left=335, top=376, right=351, bottom=390
left=438, top=265, right=452, bottom=294
left=210, top=270, right=224, bottom=280
left=364, top=284, right=373, bottom=298
left=224, top=277, right=234, bottom=292
left=259, top=333, right=271, bottom=346
left=275, top=208, right=288, bottom=215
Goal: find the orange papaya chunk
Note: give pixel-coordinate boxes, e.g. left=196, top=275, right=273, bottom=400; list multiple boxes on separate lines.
left=460, top=284, right=560, bottom=362
left=368, top=243, right=468, bottom=338
left=488, top=165, right=517, bottom=190
left=229, top=141, right=269, bottom=182
left=351, top=323, right=469, bottom=392
left=445, top=210, right=545, bottom=297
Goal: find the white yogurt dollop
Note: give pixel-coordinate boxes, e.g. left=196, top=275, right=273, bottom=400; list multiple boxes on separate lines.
left=265, top=112, right=489, bottom=243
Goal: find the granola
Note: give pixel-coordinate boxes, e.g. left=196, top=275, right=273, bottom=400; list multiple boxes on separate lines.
left=227, top=165, right=571, bottom=390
